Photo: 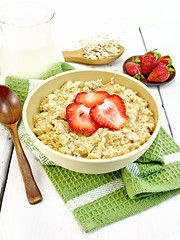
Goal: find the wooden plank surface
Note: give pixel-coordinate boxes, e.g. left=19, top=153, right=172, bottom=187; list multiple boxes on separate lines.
left=0, top=126, right=13, bottom=209
left=0, top=22, right=180, bottom=240
left=140, top=25, right=180, bottom=145
left=1, top=24, right=180, bottom=240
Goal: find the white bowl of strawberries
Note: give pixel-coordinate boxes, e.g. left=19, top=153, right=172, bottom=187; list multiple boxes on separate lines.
left=123, top=49, right=176, bottom=86
left=23, top=69, right=161, bottom=174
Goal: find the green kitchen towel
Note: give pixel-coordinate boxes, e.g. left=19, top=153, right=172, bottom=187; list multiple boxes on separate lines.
left=4, top=62, right=180, bottom=233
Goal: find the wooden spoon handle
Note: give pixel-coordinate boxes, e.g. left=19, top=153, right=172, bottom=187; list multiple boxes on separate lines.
left=9, top=123, right=42, bottom=204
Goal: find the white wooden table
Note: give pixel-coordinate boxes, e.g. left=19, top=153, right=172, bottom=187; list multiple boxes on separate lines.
left=0, top=1, right=180, bottom=239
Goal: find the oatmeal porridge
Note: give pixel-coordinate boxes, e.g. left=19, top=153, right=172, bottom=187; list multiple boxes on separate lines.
left=33, top=79, right=155, bottom=159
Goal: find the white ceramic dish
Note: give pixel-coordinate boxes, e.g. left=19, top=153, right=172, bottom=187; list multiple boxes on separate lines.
left=23, top=69, right=162, bottom=174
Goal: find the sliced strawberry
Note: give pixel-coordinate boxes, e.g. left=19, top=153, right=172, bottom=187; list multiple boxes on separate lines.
left=90, top=94, right=128, bottom=130
left=75, top=91, right=110, bottom=108
left=66, top=103, right=100, bottom=136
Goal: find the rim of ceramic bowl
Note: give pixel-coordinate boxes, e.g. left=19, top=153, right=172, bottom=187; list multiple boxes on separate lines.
left=23, top=69, right=162, bottom=164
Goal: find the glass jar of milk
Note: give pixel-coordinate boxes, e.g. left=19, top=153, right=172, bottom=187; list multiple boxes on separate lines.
left=0, top=1, right=64, bottom=82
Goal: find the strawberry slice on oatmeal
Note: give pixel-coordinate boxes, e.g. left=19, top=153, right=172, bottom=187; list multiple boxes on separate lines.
left=75, top=91, right=110, bottom=108
left=90, top=94, right=128, bottom=130
left=66, top=91, right=128, bottom=136
left=66, top=103, right=100, bottom=136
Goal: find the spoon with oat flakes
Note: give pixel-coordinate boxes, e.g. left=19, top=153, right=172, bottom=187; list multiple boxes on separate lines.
left=62, top=45, right=125, bottom=65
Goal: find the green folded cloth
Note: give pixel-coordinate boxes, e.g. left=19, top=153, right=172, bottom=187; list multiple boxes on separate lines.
left=5, top=62, right=180, bottom=233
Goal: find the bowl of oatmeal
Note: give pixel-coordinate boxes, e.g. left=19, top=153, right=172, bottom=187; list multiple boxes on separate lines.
left=23, top=69, right=161, bottom=174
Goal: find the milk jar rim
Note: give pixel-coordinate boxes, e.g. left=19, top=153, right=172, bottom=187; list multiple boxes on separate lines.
left=0, top=1, right=55, bottom=28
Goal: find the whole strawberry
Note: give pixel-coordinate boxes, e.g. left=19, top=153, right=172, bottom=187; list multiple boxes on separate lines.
left=132, top=56, right=143, bottom=65
left=147, top=64, right=174, bottom=82
left=141, top=49, right=161, bottom=74
left=125, top=62, right=144, bottom=80
left=159, top=55, right=172, bottom=67
left=125, top=62, right=141, bottom=75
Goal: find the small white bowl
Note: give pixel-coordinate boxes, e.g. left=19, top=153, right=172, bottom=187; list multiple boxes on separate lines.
left=23, top=69, right=162, bottom=174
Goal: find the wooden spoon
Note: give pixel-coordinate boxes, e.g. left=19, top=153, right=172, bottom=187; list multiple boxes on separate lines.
left=0, top=85, right=42, bottom=204
left=62, top=45, right=125, bottom=65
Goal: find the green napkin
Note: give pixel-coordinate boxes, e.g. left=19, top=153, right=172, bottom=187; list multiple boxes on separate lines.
left=5, top=62, right=180, bottom=233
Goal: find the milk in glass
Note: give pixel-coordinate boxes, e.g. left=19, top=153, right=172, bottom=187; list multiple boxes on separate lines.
left=0, top=2, right=64, bottom=82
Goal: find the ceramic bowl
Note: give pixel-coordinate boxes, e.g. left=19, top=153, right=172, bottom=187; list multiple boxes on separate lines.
left=23, top=69, right=162, bottom=174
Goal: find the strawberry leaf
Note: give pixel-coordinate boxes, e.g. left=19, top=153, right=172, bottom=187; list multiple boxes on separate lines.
left=132, top=57, right=141, bottom=65
left=165, top=57, right=172, bottom=67
left=154, top=51, right=161, bottom=60
left=168, top=67, right=175, bottom=74
left=146, top=49, right=161, bottom=60
left=134, top=73, right=145, bottom=81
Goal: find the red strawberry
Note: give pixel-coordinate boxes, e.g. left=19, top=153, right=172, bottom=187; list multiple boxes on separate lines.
left=66, top=103, right=100, bottom=136
left=75, top=91, right=110, bottom=108
left=141, top=49, right=161, bottom=74
left=132, top=55, right=143, bottom=65
left=147, top=64, right=174, bottom=82
left=125, top=62, right=142, bottom=75
left=159, top=55, right=172, bottom=67
left=125, top=62, right=144, bottom=80
left=90, top=94, right=128, bottom=130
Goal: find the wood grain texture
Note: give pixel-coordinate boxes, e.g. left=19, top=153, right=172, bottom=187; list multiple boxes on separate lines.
left=0, top=20, right=180, bottom=240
